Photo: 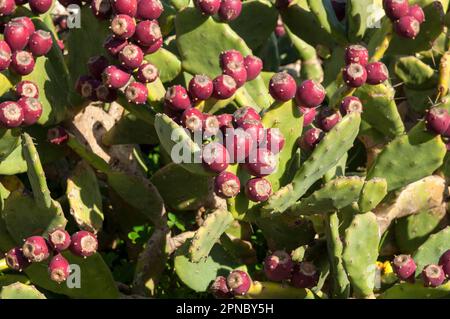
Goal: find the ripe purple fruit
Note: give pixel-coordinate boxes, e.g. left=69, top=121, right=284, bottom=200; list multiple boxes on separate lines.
left=0, top=40, right=11, bottom=71
left=77, top=76, right=100, bottom=100
left=15, top=80, right=39, bottom=98
left=220, top=50, right=244, bottom=69
left=210, top=276, right=232, bottom=299
left=340, top=96, right=363, bottom=115
left=96, top=84, right=118, bottom=102
left=227, top=270, right=251, bottom=295
left=17, top=97, right=42, bottom=126
left=233, top=107, right=261, bottom=127
left=383, top=0, right=409, bottom=21
left=10, top=51, right=35, bottom=75
left=246, top=148, right=277, bottom=177
left=28, top=30, right=53, bottom=57
left=425, top=107, right=450, bottom=135
left=102, top=65, right=131, bottom=89
left=393, top=254, right=417, bottom=281
left=264, top=128, right=285, bottom=154
left=4, top=22, right=30, bottom=51
left=275, top=21, right=286, bottom=38
left=165, top=85, right=192, bottom=111
left=318, top=107, right=342, bottom=132
left=135, top=62, right=159, bottom=83
left=240, top=119, right=265, bottom=144
left=244, top=55, right=263, bottom=81
left=112, top=0, right=137, bottom=16
left=29, top=0, right=52, bottom=13
left=103, top=35, right=128, bottom=57
left=217, top=113, right=234, bottom=130
left=408, top=4, right=425, bottom=24
left=291, top=262, right=319, bottom=289
left=395, top=16, right=420, bottom=39
left=225, top=128, right=253, bottom=163
left=0, top=0, right=15, bottom=16
left=91, top=0, right=113, bottom=19
left=366, top=62, right=389, bottom=85
left=48, top=254, right=70, bottom=283
left=137, top=0, right=163, bottom=19
left=189, top=74, right=214, bottom=101
left=5, top=247, right=30, bottom=271
left=202, top=142, right=230, bottom=173
left=222, top=60, right=247, bottom=88
left=125, top=81, right=148, bottom=104
left=22, top=236, right=50, bottom=262
left=214, top=171, right=241, bottom=198
left=264, top=250, right=294, bottom=282
left=141, top=37, right=163, bottom=54
left=87, top=55, right=109, bottom=79
left=218, top=0, right=242, bottom=22
left=47, top=127, right=69, bottom=145
left=438, top=250, right=450, bottom=277
left=296, top=80, right=326, bottom=108
left=48, top=228, right=71, bottom=252
left=299, top=106, right=317, bottom=127
left=0, top=101, right=24, bottom=128
left=422, top=264, right=445, bottom=287
left=245, top=177, right=272, bottom=202
left=181, top=108, right=203, bottom=132
left=331, top=0, right=346, bottom=21
left=275, top=0, right=292, bottom=10
left=299, top=128, right=324, bottom=151
left=70, top=231, right=98, bottom=257
left=12, top=17, right=35, bottom=37
left=212, top=74, right=237, bottom=99
left=345, top=45, right=369, bottom=66
left=203, top=114, right=220, bottom=137
left=110, top=14, right=136, bottom=39
left=195, top=0, right=221, bottom=16
left=118, top=43, right=143, bottom=69
left=269, top=72, right=297, bottom=102
left=134, top=20, right=162, bottom=46
left=343, top=63, right=367, bottom=88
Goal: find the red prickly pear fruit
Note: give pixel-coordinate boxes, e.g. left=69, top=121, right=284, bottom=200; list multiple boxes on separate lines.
left=87, top=55, right=109, bottom=79
left=438, top=250, right=450, bottom=277
left=345, top=44, right=369, bottom=66
left=233, top=106, right=261, bottom=127
left=393, top=254, right=417, bottom=282
left=103, top=35, right=128, bottom=57
left=227, top=270, right=251, bottom=295
left=366, top=62, right=389, bottom=85
left=244, top=55, right=263, bottom=81
left=408, top=4, right=425, bottom=24
left=220, top=50, right=244, bottom=69
left=245, top=177, right=272, bottom=202
left=246, top=148, right=277, bottom=177
left=299, top=106, right=317, bottom=127
left=0, top=101, right=24, bottom=128
left=340, top=96, right=363, bottom=115
left=202, top=142, right=230, bottom=173
left=0, top=40, right=11, bottom=71
left=383, top=0, right=409, bottom=21
left=0, top=0, right=15, bottom=16
left=222, top=61, right=247, bottom=88
left=118, top=43, right=143, bottom=69
left=188, top=74, right=214, bottom=101
left=239, top=119, right=265, bottom=144
left=22, top=236, right=50, bottom=262
left=296, top=79, right=326, bottom=108
left=163, top=104, right=182, bottom=124
left=5, top=247, right=30, bottom=271
left=48, top=254, right=70, bottom=283
left=57, top=39, right=64, bottom=51
left=28, top=30, right=53, bottom=57
left=70, top=231, right=98, bottom=257
left=425, top=107, right=450, bottom=135
left=76, top=76, right=99, bottom=100
left=4, top=22, right=30, bottom=51
left=134, top=20, right=162, bottom=46
left=102, top=65, right=131, bottom=89
left=275, top=0, right=292, bottom=10
left=137, top=0, right=163, bottom=19
left=395, top=16, right=420, bottom=39
left=135, top=62, right=159, bottom=83
left=299, top=128, right=324, bottom=151
left=264, top=128, right=285, bottom=155
left=140, top=37, right=163, bottom=54
left=343, top=63, right=367, bottom=88
left=212, top=74, right=237, bottom=99
left=195, top=0, right=221, bottom=16
left=217, top=113, right=234, bottom=130
left=331, top=0, right=346, bottom=21
left=47, top=127, right=69, bottom=145
left=125, top=81, right=148, bottom=104
left=17, top=97, right=42, bottom=126
left=264, top=250, right=294, bottom=282
left=214, top=171, right=241, bottom=198
left=422, top=264, right=445, bottom=287
left=218, top=0, right=242, bottom=22
left=269, top=72, right=297, bottom=102
left=96, top=84, right=117, bottom=102
left=112, top=0, right=137, bottom=16
left=318, top=107, right=342, bottom=132
left=203, top=114, right=220, bottom=137
left=12, top=17, right=35, bottom=37
left=48, top=228, right=71, bottom=252
left=181, top=108, right=203, bottom=132
left=165, top=85, right=192, bottom=111
left=91, top=0, right=113, bottom=19
left=111, top=14, right=136, bottom=39
left=210, top=276, right=232, bottom=299
left=29, top=0, right=52, bottom=13
left=275, top=20, right=286, bottom=38
left=10, top=51, right=35, bottom=76
left=225, top=128, right=253, bottom=163
left=15, top=0, right=27, bottom=5
left=291, top=262, right=319, bottom=288
left=15, top=80, right=39, bottom=98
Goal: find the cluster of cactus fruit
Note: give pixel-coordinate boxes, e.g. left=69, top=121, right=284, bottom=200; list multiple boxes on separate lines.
left=2, top=0, right=450, bottom=300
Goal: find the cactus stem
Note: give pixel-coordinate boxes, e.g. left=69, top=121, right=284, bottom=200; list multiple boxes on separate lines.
left=437, top=51, right=450, bottom=102
left=0, top=258, right=8, bottom=272
left=370, top=19, right=393, bottom=62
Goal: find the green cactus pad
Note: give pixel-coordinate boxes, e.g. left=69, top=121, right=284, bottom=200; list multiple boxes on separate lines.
left=307, top=0, right=347, bottom=45
left=0, top=282, right=46, bottom=299
left=0, top=129, right=20, bottom=161
left=0, top=275, right=29, bottom=289
left=189, top=209, right=234, bottom=262
left=380, top=281, right=450, bottom=299
left=395, top=56, right=438, bottom=90
left=347, top=0, right=380, bottom=42
left=358, top=178, right=388, bottom=213
left=145, top=48, right=182, bottom=83
left=239, top=281, right=315, bottom=299
left=342, top=212, right=379, bottom=298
